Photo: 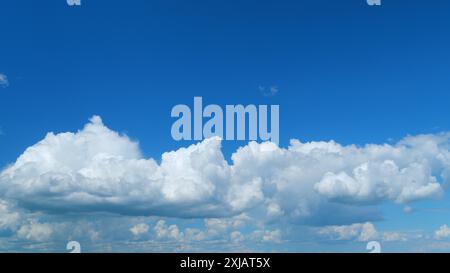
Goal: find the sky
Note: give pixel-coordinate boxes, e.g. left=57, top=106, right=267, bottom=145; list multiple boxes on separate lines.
left=1, top=0, right=450, bottom=252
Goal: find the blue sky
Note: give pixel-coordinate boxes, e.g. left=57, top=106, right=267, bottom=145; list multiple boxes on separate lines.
left=1, top=0, right=450, bottom=252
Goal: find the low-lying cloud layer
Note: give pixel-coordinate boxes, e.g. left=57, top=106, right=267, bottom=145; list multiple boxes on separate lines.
left=1, top=116, right=450, bottom=251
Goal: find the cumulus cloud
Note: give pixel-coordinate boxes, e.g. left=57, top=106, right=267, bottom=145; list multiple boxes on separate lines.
left=251, top=229, right=282, bottom=243
left=0, top=74, right=8, bottom=88
left=316, top=222, right=378, bottom=242
left=230, top=231, right=245, bottom=243
left=382, top=232, right=408, bottom=242
left=17, top=221, right=53, bottom=242
left=182, top=214, right=251, bottom=244
left=0, top=200, right=21, bottom=233
left=315, top=161, right=440, bottom=204
left=316, top=223, right=412, bottom=243
left=154, top=220, right=184, bottom=241
left=1, top=116, right=449, bottom=229
left=0, top=116, right=244, bottom=218
left=435, top=225, right=450, bottom=239
left=130, top=223, right=149, bottom=236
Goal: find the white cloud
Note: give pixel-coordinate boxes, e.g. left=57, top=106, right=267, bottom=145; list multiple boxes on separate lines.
left=315, top=160, right=440, bottom=204
left=251, top=229, right=282, bottom=243
left=154, top=220, right=184, bottom=241
left=316, top=222, right=378, bottom=242
left=17, top=221, right=53, bottom=242
left=435, top=225, right=450, bottom=239
left=317, top=223, right=411, bottom=243
left=266, top=201, right=284, bottom=218
left=130, top=223, right=149, bottom=236
left=0, top=200, right=21, bottom=232
left=382, top=232, right=408, bottom=242
left=1, top=116, right=449, bottom=228
left=230, top=231, right=245, bottom=243
left=0, top=116, right=241, bottom=218
left=259, top=85, right=279, bottom=97
left=403, top=206, right=413, bottom=214
left=183, top=214, right=251, bottom=242
left=0, top=74, right=8, bottom=88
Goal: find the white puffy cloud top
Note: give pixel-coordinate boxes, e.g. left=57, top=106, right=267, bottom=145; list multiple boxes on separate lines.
left=1, top=116, right=449, bottom=226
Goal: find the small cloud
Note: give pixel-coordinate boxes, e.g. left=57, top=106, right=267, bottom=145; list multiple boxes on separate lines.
left=382, top=232, right=408, bottom=242
left=403, top=206, right=413, bottom=214
left=250, top=229, right=282, bottom=243
left=316, top=222, right=378, bottom=242
left=0, top=74, right=9, bottom=88
left=259, top=85, right=279, bottom=97
left=130, top=223, right=150, bottom=236
left=435, top=225, right=450, bottom=239
left=154, top=220, right=184, bottom=241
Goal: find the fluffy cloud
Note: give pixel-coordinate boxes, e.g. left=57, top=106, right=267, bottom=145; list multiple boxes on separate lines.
left=317, top=223, right=415, bottom=243
left=0, top=74, right=8, bottom=88
left=1, top=116, right=450, bottom=229
left=0, top=200, right=21, bottom=232
left=382, top=232, right=408, bottom=242
left=0, top=116, right=241, bottom=218
left=154, top=220, right=184, bottom=241
left=435, top=225, right=450, bottom=239
left=251, top=229, right=282, bottom=243
left=17, top=221, right=53, bottom=242
left=315, top=160, right=440, bottom=204
left=316, top=222, right=378, bottom=242
left=230, top=231, right=245, bottom=243
left=130, top=223, right=149, bottom=236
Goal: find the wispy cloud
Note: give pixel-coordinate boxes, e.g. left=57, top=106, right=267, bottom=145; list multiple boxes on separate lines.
left=0, top=74, right=9, bottom=88
left=259, top=85, right=279, bottom=97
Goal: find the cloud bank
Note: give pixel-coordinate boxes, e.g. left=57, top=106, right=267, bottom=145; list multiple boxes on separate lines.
left=1, top=116, right=450, bottom=251
left=0, top=116, right=448, bottom=223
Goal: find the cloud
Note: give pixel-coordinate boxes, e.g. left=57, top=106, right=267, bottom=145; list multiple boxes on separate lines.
left=17, top=221, right=53, bottom=242
left=316, top=222, right=378, bottom=242
left=0, top=116, right=244, bottom=218
left=403, top=206, right=414, bottom=214
left=251, top=229, right=282, bottom=243
left=382, top=232, right=408, bottom=242
left=315, top=160, right=440, bottom=204
left=435, top=225, right=450, bottom=239
left=0, top=200, right=21, bottom=233
left=130, top=223, right=149, bottom=236
left=154, top=220, right=184, bottom=241
left=1, top=116, right=449, bottom=230
left=230, top=231, right=245, bottom=243
left=259, top=85, right=279, bottom=97
left=317, top=223, right=412, bottom=243
left=0, top=74, right=9, bottom=88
